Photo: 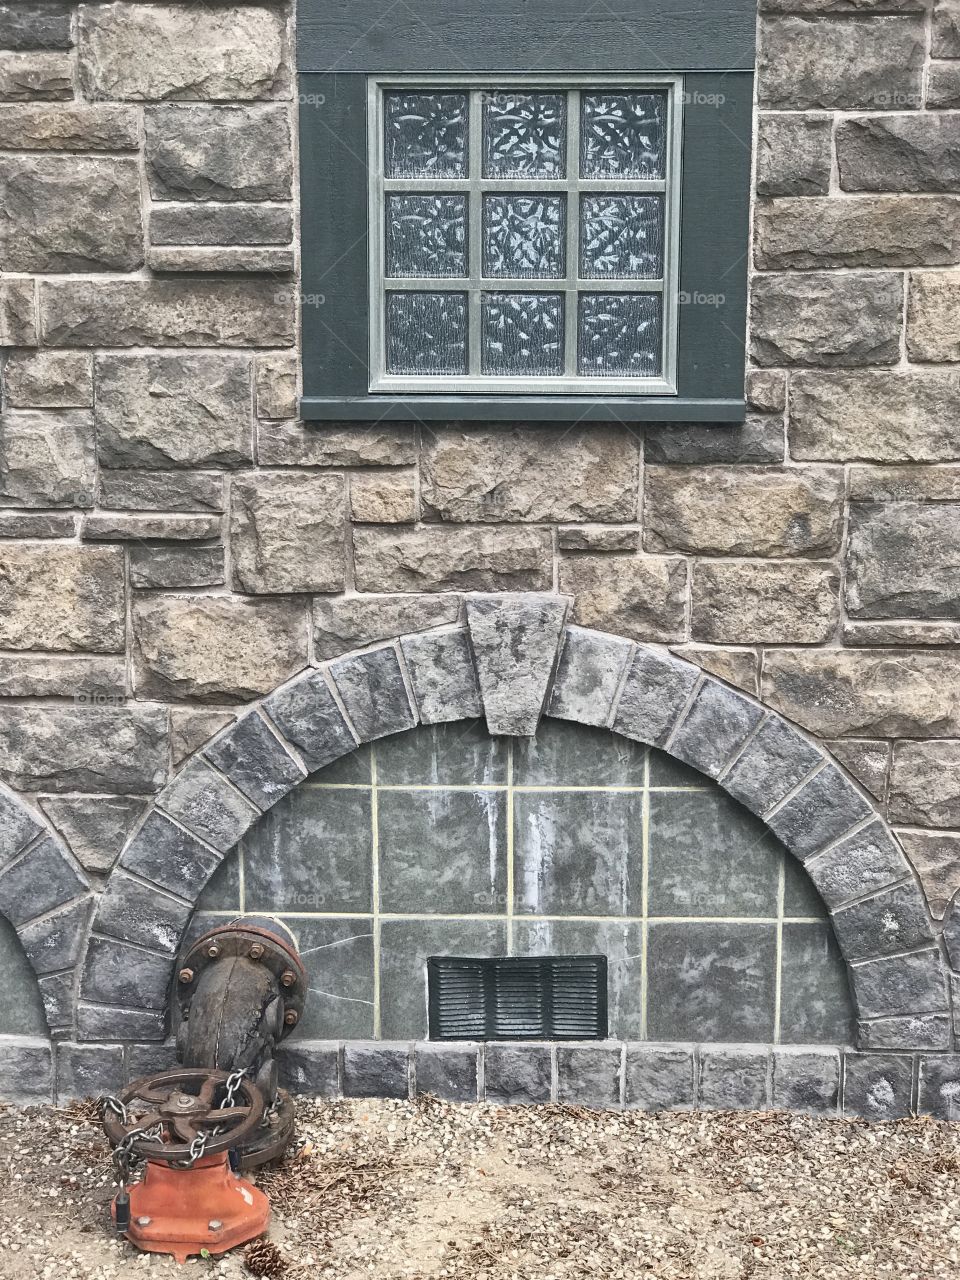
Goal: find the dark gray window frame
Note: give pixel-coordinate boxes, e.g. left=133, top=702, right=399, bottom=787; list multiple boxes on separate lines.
left=297, top=0, right=755, bottom=423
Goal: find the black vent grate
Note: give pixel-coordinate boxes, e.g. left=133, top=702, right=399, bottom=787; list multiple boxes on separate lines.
left=427, top=955, right=608, bottom=1040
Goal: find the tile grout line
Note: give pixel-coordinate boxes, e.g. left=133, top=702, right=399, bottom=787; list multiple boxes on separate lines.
left=371, top=742, right=381, bottom=1039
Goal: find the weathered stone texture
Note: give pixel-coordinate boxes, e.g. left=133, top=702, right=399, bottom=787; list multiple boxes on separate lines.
left=763, top=650, right=960, bottom=738
left=926, top=61, right=960, bottom=109
left=826, top=740, right=889, bottom=804
left=150, top=203, right=294, bottom=247
left=0, top=654, right=124, bottom=698
left=890, top=741, right=960, bottom=827
left=838, top=114, right=960, bottom=192
left=40, top=279, right=295, bottom=348
left=0, top=104, right=139, bottom=150
left=0, top=156, right=143, bottom=271
left=0, top=545, right=124, bottom=652
left=643, top=415, right=784, bottom=465
left=755, top=197, right=960, bottom=269
left=0, top=4, right=72, bottom=51
left=353, top=527, right=552, bottom=593
left=98, top=470, right=224, bottom=513
left=258, top=421, right=416, bottom=468
left=421, top=428, right=639, bottom=523
left=313, top=595, right=462, bottom=661
left=751, top=273, right=902, bottom=367
left=559, top=555, right=687, bottom=642
left=644, top=466, right=843, bottom=557
left=39, top=795, right=146, bottom=878
left=0, top=409, right=96, bottom=506
left=350, top=470, right=417, bottom=524
left=756, top=113, right=832, bottom=196
left=128, top=545, right=225, bottom=590
left=145, top=105, right=292, bottom=202
left=0, top=50, right=72, bottom=100
left=231, top=472, right=345, bottom=594
left=133, top=596, right=308, bottom=702
left=846, top=501, right=960, bottom=618
left=907, top=271, right=960, bottom=360
left=0, top=279, right=37, bottom=347
left=673, top=646, right=759, bottom=697
left=692, top=561, right=840, bottom=644
left=757, top=15, right=924, bottom=110
left=0, top=707, right=167, bottom=793
left=255, top=354, right=297, bottom=419
left=467, top=595, right=567, bottom=735
left=78, top=5, right=286, bottom=102
left=146, top=245, right=294, bottom=274
left=898, top=830, right=960, bottom=918
left=3, top=351, right=92, bottom=409
left=95, top=353, right=253, bottom=469
left=791, top=371, right=960, bottom=462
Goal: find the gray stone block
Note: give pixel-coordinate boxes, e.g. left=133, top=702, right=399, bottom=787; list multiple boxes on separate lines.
left=279, top=1042, right=340, bottom=1096
left=81, top=937, right=172, bottom=1010
left=466, top=594, right=568, bottom=736
left=612, top=646, right=700, bottom=748
left=230, top=472, right=345, bottom=596
left=0, top=4, right=72, bottom=51
left=547, top=626, right=633, bottom=727
left=0, top=1037, right=53, bottom=1103
left=0, top=834, right=86, bottom=928
left=832, top=883, right=933, bottom=962
left=852, top=948, right=948, bottom=1020
left=414, top=1042, right=479, bottom=1102
left=149, top=202, right=293, bottom=247
left=120, top=810, right=220, bottom=901
left=329, top=646, right=416, bottom=743
left=126, top=1040, right=179, bottom=1081
left=772, top=1049, right=840, bottom=1116
left=843, top=1052, right=913, bottom=1121
left=918, top=1055, right=960, bottom=1120
left=264, top=668, right=358, bottom=774
left=668, top=680, right=764, bottom=779
left=128, top=545, right=224, bottom=591
left=400, top=627, right=482, bottom=724
left=943, top=897, right=960, bottom=970
left=96, top=872, right=190, bottom=956
left=342, top=1043, right=410, bottom=1099
left=756, top=112, right=832, bottom=197
left=766, top=766, right=875, bottom=860
left=39, top=972, right=74, bottom=1031
left=483, top=1043, right=552, bottom=1105
left=644, top=416, right=785, bottom=466
left=76, top=1002, right=166, bottom=1042
left=157, top=758, right=259, bottom=853
left=857, top=1013, right=952, bottom=1052
left=56, top=1043, right=124, bottom=1101
left=557, top=1045, right=622, bottom=1109
left=698, top=1049, right=769, bottom=1110
left=0, top=786, right=42, bottom=863
left=145, top=104, right=292, bottom=202
left=624, top=1044, right=695, bottom=1111
left=0, top=705, right=167, bottom=794
left=204, top=711, right=306, bottom=811
left=804, top=821, right=912, bottom=911
left=751, top=272, right=903, bottom=369
left=20, top=896, right=90, bottom=974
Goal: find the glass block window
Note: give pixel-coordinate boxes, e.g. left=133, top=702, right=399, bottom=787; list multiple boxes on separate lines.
left=368, top=78, right=682, bottom=395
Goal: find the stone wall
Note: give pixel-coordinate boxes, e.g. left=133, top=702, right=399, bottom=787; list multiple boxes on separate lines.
left=3, top=0, right=960, bottom=1108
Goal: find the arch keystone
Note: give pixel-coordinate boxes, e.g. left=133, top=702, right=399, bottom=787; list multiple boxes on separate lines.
left=466, top=593, right=568, bottom=736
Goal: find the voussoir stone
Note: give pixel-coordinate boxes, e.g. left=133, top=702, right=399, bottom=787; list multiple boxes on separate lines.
left=846, top=501, right=960, bottom=619
left=548, top=626, right=634, bottom=727
left=328, top=646, right=416, bottom=742
left=420, top=427, right=639, bottom=523
left=838, top=114, right=960, bottom=192
left=852, top=948, right=948, bottom=1020
left=758, top=14, right=924, bottom=110
left=96, top=872, right=190, bottom=955
left=231, top=472, right=345, bottom=594
left=353, top=526, right=552, bottom=593
left=750, top=272, right=902, bottom=367
left=790, top=371, right=960, bottom=462
left=763, top=649, right=960, bottom=738
left=313, top=594, right=462, bottom=661
left=0, top=103, right=139, bottom=150
left=832, top=883, right=933, bottom=962
left=157, top=757, right=259, bottom=853
left=94, top=353, right=253, bottom=469
left=692, top=560, right=840, bottom=645
left=133, top=595, right=308, bottom=702
left=39, top=279, right=295, bottom=348
left=0, top=408, right=96, bottom=506
left=399, top=628, right=482, bottom=724
left=755, top=197, right=960, bottom=269
left=756, top=113, right=832, bottom=196
left=0, top=706, right=167, bottom=793
left=558, top=554, right=687, bottom=642
left=466, top=594, right=568, bottom=736
left=668, top=680, right=764, bottom=780
left=644, top=466, right=843, bottom=557
left=263, top=669, right=357, bottom=773
left=203, top=712, right=306, bottom=811
left=0, top=155, right=143, bottom=271
left=0, top=544, right=123, bottom=652
left=804, top=821, right=911, bottom=910
left=78, top=4, right=286, bottom=102
left=612, top=647, right=700, bottom=749
left=145, top=104, right=292, bottom=202
left=907, top=271, right=960, bottom=361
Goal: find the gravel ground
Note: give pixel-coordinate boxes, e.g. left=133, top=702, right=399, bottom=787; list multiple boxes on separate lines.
left=0, top=1095, right=958, bottom=1279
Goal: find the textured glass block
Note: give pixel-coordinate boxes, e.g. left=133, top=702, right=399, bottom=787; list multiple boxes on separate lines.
left=578, top=293, right=662, bottom=377
left=386, top=292, right=467, bottom=375
left=580, top=195, right=664, bottom=279
left=384, top=93, right=467, bottom=178
left=482, top=92, right=566, bottom=177
left=483, top=195, right=565, bottom=278
left=481, top=292, right=564, bottom=376
left=580, top=92, right=667, bottom=178
left=386, top=194, right=467, bottom=278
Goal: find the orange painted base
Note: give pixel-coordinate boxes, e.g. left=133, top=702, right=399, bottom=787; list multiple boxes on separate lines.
left=112, top=1154, right=270, bottom=1264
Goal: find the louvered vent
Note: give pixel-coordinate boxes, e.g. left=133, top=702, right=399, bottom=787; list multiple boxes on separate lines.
left=427, top=956, right=608, bottom=1040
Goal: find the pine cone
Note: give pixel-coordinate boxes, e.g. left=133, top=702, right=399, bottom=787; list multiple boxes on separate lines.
left=243, top=1237, right=287, bottom=1277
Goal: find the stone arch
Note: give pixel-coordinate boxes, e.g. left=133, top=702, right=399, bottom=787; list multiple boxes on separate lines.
left=0, top=781, right=92, bottom=1037
left=78, top=595, right=949, bottom=1051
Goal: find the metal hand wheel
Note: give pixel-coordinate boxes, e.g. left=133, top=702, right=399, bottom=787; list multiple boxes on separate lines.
left=102, top=1068, right=265, bottom=1164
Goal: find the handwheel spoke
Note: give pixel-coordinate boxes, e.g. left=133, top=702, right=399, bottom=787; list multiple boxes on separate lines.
left=198, top=1077, right=218, bottom=1106
left=172, top=1119, right=199, bottom=1143
left=205, top=1105, right=251, bottom=1124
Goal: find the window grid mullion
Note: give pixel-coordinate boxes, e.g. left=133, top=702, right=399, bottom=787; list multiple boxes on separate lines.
left=564, top=88, right=580, bottom=378
left=467, top=89, right=483, bottom=377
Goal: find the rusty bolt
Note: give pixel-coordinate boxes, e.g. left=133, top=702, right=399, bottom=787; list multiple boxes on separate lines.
left=284, top=1009, right=299, bottom=1027
left=280, top=970, right=296, bottom=988
left=206, top=944, right=220, bottom=959
left=178, top=968, right=194, bottom=984
left=249, top=943, right=265, bottom=960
